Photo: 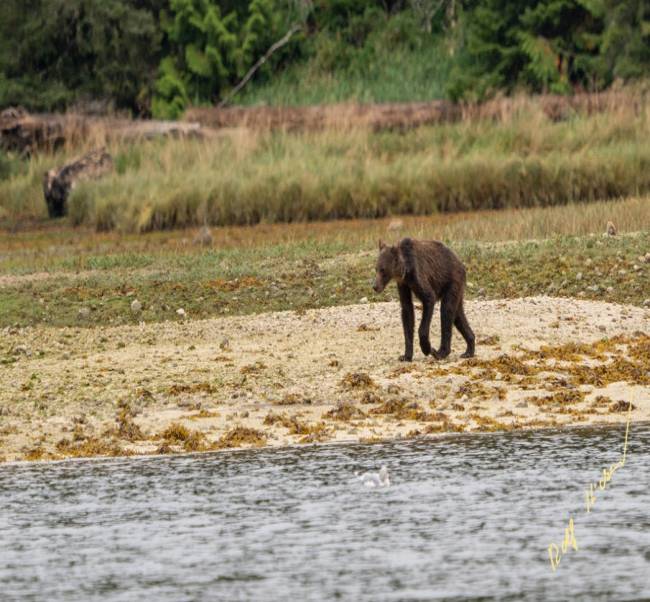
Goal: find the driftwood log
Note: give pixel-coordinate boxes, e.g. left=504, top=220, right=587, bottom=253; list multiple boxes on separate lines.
left=1, top=107, right=203, bottom=154
left=186, top=90, right=645, bottom=132
left=0, top=107, right=67, bottom=154
left=43, top=149, right=113, bottom=218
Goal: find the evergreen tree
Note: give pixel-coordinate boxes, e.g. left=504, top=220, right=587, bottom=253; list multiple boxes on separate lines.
left=448, top=0, right=605, bottom=99
left=598, top=0, right=650, bottom=82
left=0, top=0, right=162, bottom=113
left=519, top=0, right=603, bottom=92
left=153, top=0, right=294, bottom=118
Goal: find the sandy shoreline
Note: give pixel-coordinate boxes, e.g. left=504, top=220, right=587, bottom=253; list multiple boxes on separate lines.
left=1, top=296, right=648, bottom=463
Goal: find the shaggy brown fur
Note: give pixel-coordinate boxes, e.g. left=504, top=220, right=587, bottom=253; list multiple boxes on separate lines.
left=373, top=238, right=475, bottom=361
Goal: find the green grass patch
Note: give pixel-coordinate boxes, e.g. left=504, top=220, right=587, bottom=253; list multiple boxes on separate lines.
left=0, top=229, right=647, bottom=329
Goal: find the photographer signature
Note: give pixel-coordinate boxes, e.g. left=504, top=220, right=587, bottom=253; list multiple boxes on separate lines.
left=547, top=401, right=632, bottom=572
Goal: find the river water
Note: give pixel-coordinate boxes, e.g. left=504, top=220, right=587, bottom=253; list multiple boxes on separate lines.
left=1, top=423, right=649, bottom=601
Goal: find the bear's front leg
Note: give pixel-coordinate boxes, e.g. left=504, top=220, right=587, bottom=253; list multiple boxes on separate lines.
left=398, top=284, right=414, bottom=362
left=418, top=298, right=434, bottom=356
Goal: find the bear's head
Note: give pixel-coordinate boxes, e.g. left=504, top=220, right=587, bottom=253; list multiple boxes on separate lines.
left=373, top=240, right=401, bottom=293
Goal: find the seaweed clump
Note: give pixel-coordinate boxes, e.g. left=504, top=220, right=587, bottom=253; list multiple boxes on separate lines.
left=168, top=382, right=215, bottom=395
left=609, top=400, right=636, bottom=413
left=324, top=401, right=367, bottom=421
left=115, top=401, right=144, bottom=441
left=340, top=372, right=376, bottom=390
left=370, top=399, right=440, bottom=422
left=213, top=426, right=266, bottom=449
left=469, top=414, right=513, bottom=432
left=274, top=392, right=311, bottom=405
left=158, top=422, right=207, bottom=451
left=56, top=436, right=129, bottom=458
left=529, top=389, right=586, bottom=408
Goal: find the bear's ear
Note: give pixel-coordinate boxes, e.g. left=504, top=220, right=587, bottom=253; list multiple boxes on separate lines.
left=378, top=239, right=386, bottom=250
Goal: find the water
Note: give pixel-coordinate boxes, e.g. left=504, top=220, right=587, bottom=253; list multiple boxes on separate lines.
left=2, top=423, right=650, bottom=601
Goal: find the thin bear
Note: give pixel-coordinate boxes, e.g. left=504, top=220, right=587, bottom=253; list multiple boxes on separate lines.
left=373, top=237, right=475, bottom=362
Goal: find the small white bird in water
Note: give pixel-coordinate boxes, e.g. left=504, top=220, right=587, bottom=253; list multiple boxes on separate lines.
left=357, top=465, right=390, bottom=488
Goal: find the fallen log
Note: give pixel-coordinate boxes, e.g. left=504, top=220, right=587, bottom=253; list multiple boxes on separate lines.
left=185, top=89, right=645, bottom=132
left=0, top=107, right=68, bottom=154
left=43, top=149, right=113, bottom=218
left=1, top=107, right=204, bottom=154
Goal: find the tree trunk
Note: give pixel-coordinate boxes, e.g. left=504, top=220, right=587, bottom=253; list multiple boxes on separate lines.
left=43, top=149, right=113, bottom=218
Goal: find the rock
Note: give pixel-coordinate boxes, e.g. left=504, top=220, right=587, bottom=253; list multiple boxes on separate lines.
left=193, top=225, right=213, bottom=247
left=176, top=308, right=186, bottom=317
left=387, top=219, right=403, bottom=232
left=43, top=148, right=113, bottom=218
left=78, top=307, right=91, bottom=320
left=130, top=299, right=142, bottom=314
left=359, top=297, right=369, bottom=304
left=606, top=221, right=617, bottom=236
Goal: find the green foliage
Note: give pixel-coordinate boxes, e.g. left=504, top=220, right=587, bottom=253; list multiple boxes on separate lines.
left=0, top=0, right=163, bottom=113
left=448, top=0, right=605, bottom=99
left=597, top=0, right=650, bottom=82
left=152, top=0, right=290, bottom=118
left=0, top=0, right=648, bottom=114
left=239, top=10, right=453, bottom=105
left=0, top=151, right=25, bottom=181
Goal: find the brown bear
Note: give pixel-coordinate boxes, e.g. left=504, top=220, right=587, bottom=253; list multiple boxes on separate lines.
left=373, top=238, right=475, bottom=362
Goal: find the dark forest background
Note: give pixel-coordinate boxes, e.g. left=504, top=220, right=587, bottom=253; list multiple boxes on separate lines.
left=1, top=0, right=648, bottom=118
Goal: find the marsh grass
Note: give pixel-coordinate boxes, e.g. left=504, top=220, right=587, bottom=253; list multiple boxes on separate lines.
left=1, top=96, right=648, bottom=231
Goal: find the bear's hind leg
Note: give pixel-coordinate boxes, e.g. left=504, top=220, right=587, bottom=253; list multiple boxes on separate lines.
left=435, top=292, right=457, bottom=359
left=454, top=302, right=475, bottom=358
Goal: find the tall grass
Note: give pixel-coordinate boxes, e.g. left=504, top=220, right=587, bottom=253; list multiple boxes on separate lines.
left=238, top=11, right=453, bottom=107
left=238, top=37, right=453, bottom=107
left=1, top=98, right=649, bottom=232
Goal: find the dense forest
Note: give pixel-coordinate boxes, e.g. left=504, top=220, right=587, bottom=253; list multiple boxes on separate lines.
left=0, top=0, right=648, bottom=118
